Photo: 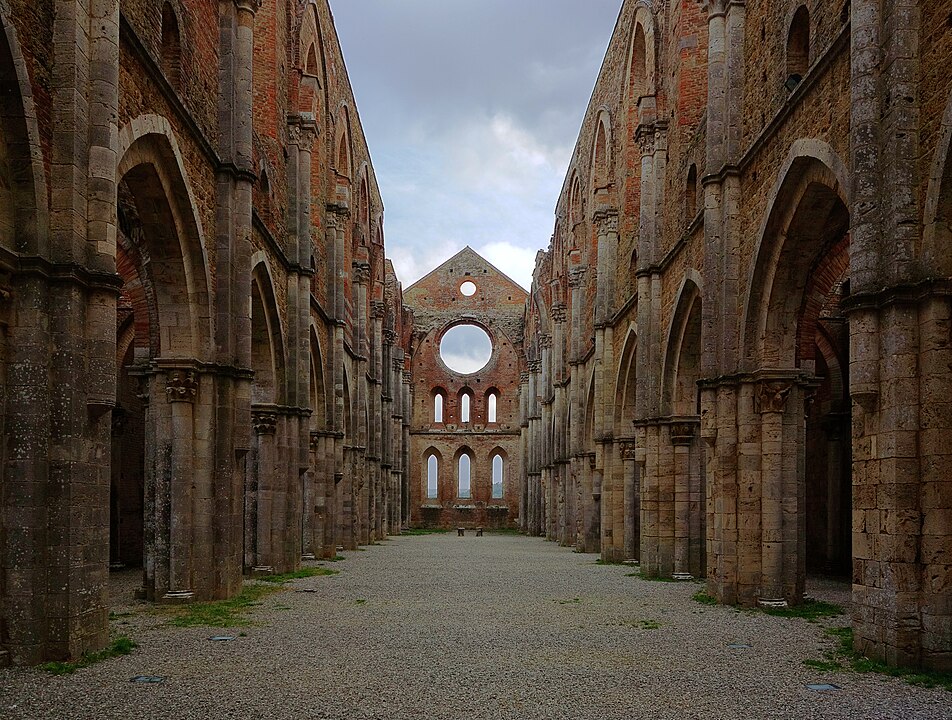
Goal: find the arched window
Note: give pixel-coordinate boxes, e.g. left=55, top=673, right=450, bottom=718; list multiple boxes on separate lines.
left=491, top=454, right=504, bottom=499
left=630, top=24, right=647, bottom=103
left=461, top=392, right=471, bottom=423
left=305, top=44, right=318, bottom=76
left=458, top=454, right=471, bottom=499
left=786, top=6, right=810, bottom=89
left=487, top=392, right=498, bottom=423
left=434, top=392, right=444, bottom=423
left=685, top=164, right=698, bottom=224
left=161, top=3, right=182, bottom=89
left=427, top=455, right=438, bottom=499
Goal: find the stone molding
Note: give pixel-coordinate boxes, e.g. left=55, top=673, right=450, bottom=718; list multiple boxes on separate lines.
left=756, top=381, right=794, bottom=414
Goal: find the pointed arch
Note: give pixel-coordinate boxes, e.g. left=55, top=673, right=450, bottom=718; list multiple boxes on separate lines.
left=614, top=323, right=639, bottom=424
left=626, top=5, right=657, bottom=108
left=251, top=255, right=287, bottom=405
left=309, top=323, right=327, bottom=431
left=117, top=115, right=214, bottom=359
left=455, top=446, right=474, bottom=499
left=591, top=110, right=613, bottom=195
left=424, top=447, right=442, bottom=500
left=923, top=87, right=952, bottom=276
left=0, top=6, right=48, bottom=256
left=334, top=105, right=353, bottom=178
left=740, top=140, right=850, bottom=369
left=661, top=273, right=703, bottom=416
left=295, top=2, right=328, bottom=118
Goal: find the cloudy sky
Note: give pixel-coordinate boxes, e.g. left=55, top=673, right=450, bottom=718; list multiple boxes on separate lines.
left=329, top=1, right=621, bottom=291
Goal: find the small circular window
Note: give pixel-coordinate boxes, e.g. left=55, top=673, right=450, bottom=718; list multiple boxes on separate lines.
left=440, top=324, right=492, bottom=375
left=460, top=281, right=477, bottom=297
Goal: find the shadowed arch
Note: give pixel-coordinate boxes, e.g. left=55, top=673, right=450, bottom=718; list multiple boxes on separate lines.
left=923, top=87, right=952, bottom=276
left=309, top=323, right=327, bottom=431
left=662, top=274, right=703, bottom=416
left=251, top=257, right=287, bottom=404
left=741, top=142, right=850, bottom=369
left=614, top=323, right=638, bottom=425
left=0, top=10, right=47, bottom=256
left=117, top=116, right=213, bottom=359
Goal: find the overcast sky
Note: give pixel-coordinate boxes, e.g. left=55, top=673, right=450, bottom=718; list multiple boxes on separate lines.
left=329, top=1, right=621, bottom=291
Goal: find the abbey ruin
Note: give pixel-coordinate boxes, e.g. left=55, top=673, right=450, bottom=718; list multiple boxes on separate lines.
left=0, top=0, right=949, bottom=679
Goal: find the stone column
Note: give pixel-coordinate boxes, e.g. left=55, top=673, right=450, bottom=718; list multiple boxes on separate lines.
left=620, top=441, right=639, bottom=561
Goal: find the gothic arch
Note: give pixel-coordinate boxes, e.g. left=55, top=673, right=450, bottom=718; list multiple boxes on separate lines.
left=0, top=9, right=47, bottom=256
left=740, top=140, right=850, bottom=369
left=309, top=323, right=327, bottom=430
left=251, top=256, right=287, bottom=405
left=117, top=115, right=213, bottom=359
left=591, top=109, right=613, bottom=195
left=923, top=87, right=952, bottom=276
left=614, top=323, right=638, bottom=425
left=661, top=273, right=703, bottom=416
left=625, top=4, right=657, bottom=106
left=295, top=2, right=328, bottom=118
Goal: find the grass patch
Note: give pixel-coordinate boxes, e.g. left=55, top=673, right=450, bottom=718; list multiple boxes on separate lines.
left=759, top=599, right=844, bottom=621
left=692, top=590, right=718, bottom=606
left=40, top=636, right=137, bottom=675
left=161, top=584, right=282, bottom=628
left=355, top=598, right=367, bottom=605
left=401, top=528, right=449, bottom=536
left=324, top=554, right=346, bottom=562
left=258, top=567, right=338, bottom=584
left=638, top=619, right=661, bottom=630
left=556, top=597, right=581, bottom=605
left=804, top=626, right=952, bottom=691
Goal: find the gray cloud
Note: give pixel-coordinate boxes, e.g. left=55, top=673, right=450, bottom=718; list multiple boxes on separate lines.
left=329, top=1, right=621, bottom=287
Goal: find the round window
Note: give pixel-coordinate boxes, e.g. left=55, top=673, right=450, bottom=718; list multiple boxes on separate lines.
left=440, top=324, right=492, bottom=375
left=460, top=281, right=477, bottom=297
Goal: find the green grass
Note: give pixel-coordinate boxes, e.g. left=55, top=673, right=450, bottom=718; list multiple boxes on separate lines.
left=637, top=619, right=661, bottom=630
left=324, top=554, right=347, bottom=562
left=40, top=636, right=137, bottom=675
left=759, top=599, right=844, bottom=621
left=258, top=567, right=339, bottom=584
left=161, top=584, right=282, bottom=628
left=355, top=598, right=367, bottom=605
left=804, top=626, right=952, bottom=691
left=692, top=590, right=718, bottom=606
left=556, top=597, right=581, bottom=605
left=401, top=528, right=449, bottom=536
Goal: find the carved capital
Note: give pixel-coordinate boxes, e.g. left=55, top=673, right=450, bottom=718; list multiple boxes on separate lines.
left=593, top=208, right=619, bottom=236
left=540, top=333, right=552, bottom=350
left=637, top=126, right=656, bottom=156
left=619, top=442, right=637, bottom=461
left=756, top=381, right=794, bottom=414
left=252, top=411, right=278, bottom=435
left=402, top=371, right=413, bottom=385
left=166, top=370, right=198, bottom=403
left=527, top=360, right=542, bottom=374
left=551, top=302, right=567, bottom=323
left=670, top=423, right=697, bottom=445
left=235, top=0, right=261, bottom=16
left=309, top=431, right=322, bottom=451
left=568, top=267, right=588, bottom=288
left=519, top=371, right=530, bottom=384
left=352, top=262, right=372, bottom=285
left=370, top=300, right=387, bottom=319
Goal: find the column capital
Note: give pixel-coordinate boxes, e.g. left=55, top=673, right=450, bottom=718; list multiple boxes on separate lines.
left=370, top=300, right=387, bottom=319
left=252, top=410, right=278, bottom=435
left=551, top=302, right=567, bottom=323
left=166, top=369, right=198, bottom=403
left=568, top=266, right=588, bottom=288
left=352, top=262, right=372, bottom=285
left=756, top=380, right=794, bottom=414
left=593, top=207, right=619, bottom=236
left=235, top=0, right=261, bottom=16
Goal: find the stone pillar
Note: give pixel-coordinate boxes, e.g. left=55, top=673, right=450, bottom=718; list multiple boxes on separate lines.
left=620, top=441, right=639, bottom=561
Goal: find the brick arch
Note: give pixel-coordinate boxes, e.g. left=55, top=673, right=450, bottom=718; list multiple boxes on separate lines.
left=293, top=2, right=328, bottom=118
left=626, top=4, right=657, bottom=106
left=251, top=257, right=287, bottom=405
left=661, top=273, right=702, bottom=416
left=334, top=104, right=353, bottom=178
left=0, top=8, right=48, bottom=256
left=923, top=86, right=952, bottom=276
left=796, top=233, right=849, bottom=367
left=741, top=141, right=850, bottom=370
left=117, top=115, right=213, bottom=360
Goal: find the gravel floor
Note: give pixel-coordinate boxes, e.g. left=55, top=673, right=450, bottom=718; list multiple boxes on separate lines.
left=1, top=534, right=949, bottom=720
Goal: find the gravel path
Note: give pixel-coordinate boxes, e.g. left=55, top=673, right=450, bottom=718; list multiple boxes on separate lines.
left=1, top=534, right=949, bottom=720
